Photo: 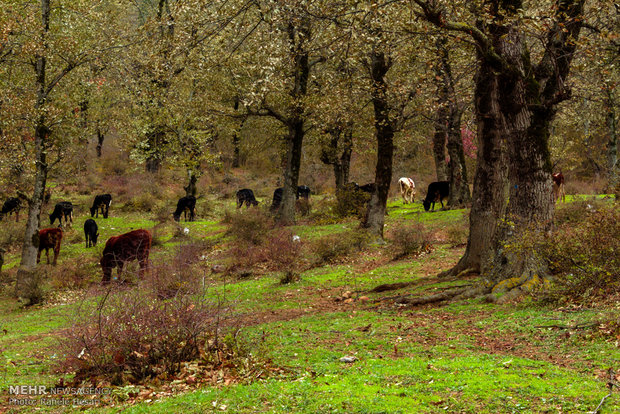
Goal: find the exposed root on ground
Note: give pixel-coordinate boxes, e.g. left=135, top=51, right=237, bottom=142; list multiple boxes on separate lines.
left=369, top=282, right=412, bottom=293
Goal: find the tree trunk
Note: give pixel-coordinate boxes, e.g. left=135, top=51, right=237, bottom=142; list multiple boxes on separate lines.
left=276, top=21, right=310, bottom=225
left=434, top=36, right=470, bottom=207
left=432, top=107, right=449, bottom=182
left=16, top=0, right=52, bottom=304
left=95, top=125, right=105, bottom=157
left=440, top=46, right=509, bottom=278
left=605, top=87, right=618, bottom=197
left=145, top=128, right=165, bottom=173
left=184, top=170, right=197, bottom=197
left=446, top=107, right=471, bottom=207
left=321, top=123, right=353, bottom=192
left=363, top=48, right=394, bottom=239
left=232, top=97, right=246, bottom=168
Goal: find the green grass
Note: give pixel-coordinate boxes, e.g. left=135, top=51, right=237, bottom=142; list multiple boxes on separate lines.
left=0, top=195, right=618, bottom=413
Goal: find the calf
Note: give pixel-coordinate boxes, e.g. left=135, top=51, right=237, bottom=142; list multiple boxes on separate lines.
left=270, top=186, right=312, bottom=211
left=49, top=202, right=73, bottom=226
left=398, top=177, right=416, bottom=204
left=552, top=172, right=565, bottom=203
left=173, top=195, right=196, bottom=222
left=37, top=227, right=63, bottom=265
left=100, top=229, right=152, bottom=283
left=0, top=197, right=21, bottom=222
left=90, top=194, right=112, bottom=218
left=236, top=189, right=259, bottom=208
left=423, top=181, right=450, bottom=211
left=84, top=218, right=99, bottom=248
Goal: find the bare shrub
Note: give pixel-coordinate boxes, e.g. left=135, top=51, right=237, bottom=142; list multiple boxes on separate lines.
left=542, top=205, right=619, bottom=303
left=48, top=256, right=98, bottom=290
left=312, top=230, right=370, bottom=264
left=224, top=208, right=273, bottom=245
left=62, top=288, right=223, bottom=384
left=0, top=220, right=24, bottom=250
left=390, top=223, right=433, bottom=260
left=333, top=187, right=370, bottom=218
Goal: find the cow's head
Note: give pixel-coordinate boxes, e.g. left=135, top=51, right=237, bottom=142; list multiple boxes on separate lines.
left=252, top=200, right=259, bottom=206
left=92, top=232, right=99, bottom=246
left=100, top=254, right=113, bottom=282
left=423, top=199, right=431, bottom=212
left=172, top=212, right=181, bottom=222
left=89, top=206, right=97, bottom=217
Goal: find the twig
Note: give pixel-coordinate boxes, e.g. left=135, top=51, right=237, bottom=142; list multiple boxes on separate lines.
left=534, top=322, right=600, bottom=330
left=589, top=368, right=618, bottom=414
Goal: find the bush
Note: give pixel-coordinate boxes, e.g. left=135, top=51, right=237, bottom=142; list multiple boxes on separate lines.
left=312, top=230, right=370, bottom=264
left=62, top=283, right=227, bottom=384
left=445, top=214, right=469, bottom=247
left=390, top=223, right=433, bottom=260
left=224, top=208, right=273, bottom=245
left=48, top=256, right=98, bottom=290
left=543, top=205, right=619, bottom=303
left=333, top=187, right=370, bottom=218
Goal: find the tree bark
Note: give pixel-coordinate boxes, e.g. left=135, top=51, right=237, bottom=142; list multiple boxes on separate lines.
left=363, top=48, right=394, bottom=239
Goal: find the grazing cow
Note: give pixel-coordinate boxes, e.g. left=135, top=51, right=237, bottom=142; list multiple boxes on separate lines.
left=173, top=195, right=196, bottom=222
left=423, top=181, right=450, bottom=212
left=398, top=177, right=416, bottom=204
left=270, top=186, right=312, bottom=211
left=236, top=189, right=259, bottom=208
left=84, top=218, right=99, bottom=248
left=90, top=194, right=112, bottom=218
left=37, top=227, right=63, bottom=265
left=49, top=202, right=73, bottom=226
left=100, top=229, right=152, bottom=283
left=552, top=172, right=565, bottom=203
left=0, top=197, right=21, bottom=222
left=359, top=183, right=376, bottom=194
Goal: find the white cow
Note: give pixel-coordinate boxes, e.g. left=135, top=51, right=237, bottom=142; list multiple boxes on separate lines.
left=398, top=177, right=416, bottom=204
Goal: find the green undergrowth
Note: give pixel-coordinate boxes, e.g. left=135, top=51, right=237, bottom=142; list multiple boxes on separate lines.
left=0, top=195, right=618, bottom=413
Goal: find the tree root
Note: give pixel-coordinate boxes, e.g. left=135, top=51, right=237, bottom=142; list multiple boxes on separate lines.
left=395, top=286, right=470, bottom=306
left=369, top=282, right=412, bottom=293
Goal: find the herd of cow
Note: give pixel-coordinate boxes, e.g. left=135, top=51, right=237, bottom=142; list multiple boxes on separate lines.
left=0, top=172, right=567, bottom=283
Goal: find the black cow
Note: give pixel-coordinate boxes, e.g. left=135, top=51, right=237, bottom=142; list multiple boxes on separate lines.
left=90, top=194, right=112, bottom=218
left=236, top=189, right=259, bottom=208
left=50, top=202, right=73, bottom=226
left=270, top=186, right=312, bottom=211
left=359, top=183, right=376, bottom=193
left=0, top=197, right=21, bottom=222
left=84, top=218, right=99, bottom=248
left=423, top=181, right=450, bottom=211
left=173, top=195, right=196, bottom=222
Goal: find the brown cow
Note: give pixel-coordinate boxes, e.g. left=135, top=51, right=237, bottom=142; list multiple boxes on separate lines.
left=552, top=172, right=565, bottom=203
left=100, top=229, right=152, bottom=283
left=37, top=227, right=63, bottom=265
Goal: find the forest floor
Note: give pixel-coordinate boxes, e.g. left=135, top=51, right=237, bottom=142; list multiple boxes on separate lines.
left=0, top=191, right=618, bottom=413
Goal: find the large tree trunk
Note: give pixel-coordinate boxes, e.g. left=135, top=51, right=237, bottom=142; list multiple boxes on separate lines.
left=440, top=47, right=509, bottom=278
left=363, top=48, right=394, bottom=239
left=15, top=0, right=51, bottom=305
left=276, top=21, right=310, bottom=225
